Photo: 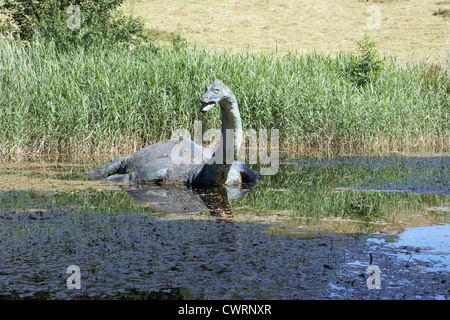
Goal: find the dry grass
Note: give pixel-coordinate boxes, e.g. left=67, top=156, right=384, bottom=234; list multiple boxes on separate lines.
left=122, top=0, right=449, bottom=63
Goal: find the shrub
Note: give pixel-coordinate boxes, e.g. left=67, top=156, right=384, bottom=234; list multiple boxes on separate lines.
left=346, top=35, right=385, bottom=87
left=433, top=8, right=450, bottom=17
left=0, top=0, right=149, bottom=49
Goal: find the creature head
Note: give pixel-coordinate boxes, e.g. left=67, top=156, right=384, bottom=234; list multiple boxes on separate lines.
left=200, top=79, right=234, bottom=112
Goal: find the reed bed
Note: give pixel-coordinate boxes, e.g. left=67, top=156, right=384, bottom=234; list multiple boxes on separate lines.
left=0, top=38, right=448, bottom=156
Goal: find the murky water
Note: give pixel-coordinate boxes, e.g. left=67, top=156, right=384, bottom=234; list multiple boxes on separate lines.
left=0, top=155, right=448, bottom=299
left=288, top=156, right=449, bottom=195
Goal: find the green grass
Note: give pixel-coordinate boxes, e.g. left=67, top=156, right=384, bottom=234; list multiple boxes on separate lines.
left=0, top=37, right=448, bottom=156
left=0, top=189, right=159, bottom=215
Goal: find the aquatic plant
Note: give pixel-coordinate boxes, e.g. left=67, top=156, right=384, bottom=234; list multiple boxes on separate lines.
left=0, top=37, right=448, bottom=156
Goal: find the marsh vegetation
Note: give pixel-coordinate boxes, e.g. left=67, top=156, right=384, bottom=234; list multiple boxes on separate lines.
left=0, top=0, right=448, bottom=300
left=0, top=37, right=448, bottom=156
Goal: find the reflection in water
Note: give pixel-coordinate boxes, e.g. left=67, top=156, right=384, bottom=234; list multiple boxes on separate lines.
left=284, top=156, right=450, bottom=196
left=368, top=224, right=450, bottom=273
left=117, top=182, right=256, bottom=216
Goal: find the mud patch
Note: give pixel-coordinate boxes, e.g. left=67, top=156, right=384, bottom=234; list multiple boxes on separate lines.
left=0, top=208, right=448, bottom=300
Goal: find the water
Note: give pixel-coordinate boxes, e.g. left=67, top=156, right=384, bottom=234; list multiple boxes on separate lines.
left=0, top=155, right=448, bottom=299
left=287, top=156, right=449, bottom=195
left=368, top=224, right=450, bottom=273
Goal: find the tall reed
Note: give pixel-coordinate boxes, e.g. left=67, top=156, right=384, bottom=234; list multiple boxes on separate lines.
left=0, top=37, right=448, bottom=156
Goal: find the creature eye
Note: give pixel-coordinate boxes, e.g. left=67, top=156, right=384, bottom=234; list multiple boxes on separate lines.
left=213, top=89, right=219, bottom=94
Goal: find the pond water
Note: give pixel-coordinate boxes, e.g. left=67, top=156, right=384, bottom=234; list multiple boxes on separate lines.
left=0, top=154, right=448, bottom=299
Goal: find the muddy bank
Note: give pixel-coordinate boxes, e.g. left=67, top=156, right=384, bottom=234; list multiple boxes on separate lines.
left=0, top=208, right=447, bottom=300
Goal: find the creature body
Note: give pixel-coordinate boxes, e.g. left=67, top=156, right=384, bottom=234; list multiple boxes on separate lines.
left=85, top=80, right=258, bottom=186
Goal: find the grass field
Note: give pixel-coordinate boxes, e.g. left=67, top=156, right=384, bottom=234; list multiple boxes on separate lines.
left=122, top=0, right=450, bottom=63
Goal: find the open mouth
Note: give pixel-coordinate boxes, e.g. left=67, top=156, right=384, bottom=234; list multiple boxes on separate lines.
left=200, top=102, right=216, bottom=112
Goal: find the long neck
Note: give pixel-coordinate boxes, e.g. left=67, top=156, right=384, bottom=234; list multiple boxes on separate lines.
left=219, top=98, right=242, bottom=164
left=193, top=95, right=243, bottom=186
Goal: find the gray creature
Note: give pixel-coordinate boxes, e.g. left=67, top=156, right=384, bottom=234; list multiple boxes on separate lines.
left=84, top=79, right=258, bottom=186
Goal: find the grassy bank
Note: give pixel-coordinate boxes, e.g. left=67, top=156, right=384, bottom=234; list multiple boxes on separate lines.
left=0, top=38, right=448, bottom=156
